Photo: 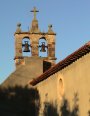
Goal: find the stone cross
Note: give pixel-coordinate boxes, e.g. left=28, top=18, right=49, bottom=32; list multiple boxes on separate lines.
left=31, top=7, right=39, bottom=20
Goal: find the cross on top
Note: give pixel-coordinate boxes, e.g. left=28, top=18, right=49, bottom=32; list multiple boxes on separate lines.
left=31, top=7, right=39, bottom=20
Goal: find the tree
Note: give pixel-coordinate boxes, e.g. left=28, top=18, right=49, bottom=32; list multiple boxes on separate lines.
left=0, top=86, right=40, bottom=116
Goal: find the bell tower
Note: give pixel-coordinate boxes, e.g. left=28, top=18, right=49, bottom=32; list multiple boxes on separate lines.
left=0, top=7, right=57, bottom=88
left=14, top=7, right=56, bottom=68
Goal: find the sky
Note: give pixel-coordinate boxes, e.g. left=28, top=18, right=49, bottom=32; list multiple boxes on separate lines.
left=0, top=0, right=90, bottom=84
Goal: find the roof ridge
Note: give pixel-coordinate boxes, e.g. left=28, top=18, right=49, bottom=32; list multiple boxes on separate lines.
left=86, top=41, right=90, bottom=46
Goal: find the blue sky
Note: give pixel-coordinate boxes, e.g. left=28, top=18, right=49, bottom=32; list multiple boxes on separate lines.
left=0, top=0, right=90, bottom=83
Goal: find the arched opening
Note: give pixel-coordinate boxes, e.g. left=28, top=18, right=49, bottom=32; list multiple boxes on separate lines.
left=59, top=79, right=63, bottom=90
left=58, top=78, right=64, bottom=96
left=39, top=37, right=48, bottom=57
left=22, top=37, right=31, bottom=57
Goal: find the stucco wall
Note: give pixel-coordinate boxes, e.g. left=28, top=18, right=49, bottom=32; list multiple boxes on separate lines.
left=60, top=53, right=90, bottom=116
left=36, top=73, right=59, bottom=115
left=36, top=53, right=90, bottom=116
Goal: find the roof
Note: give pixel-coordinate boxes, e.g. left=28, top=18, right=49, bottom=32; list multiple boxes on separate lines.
left=1, top=57, right=45, bottom=88
left=30, top=41, right=90, bottom=86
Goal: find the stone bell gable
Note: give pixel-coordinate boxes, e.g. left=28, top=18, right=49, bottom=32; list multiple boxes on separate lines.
left=1, top=7, right=56, bottom=88
left=14, top=7, right=56, bottom=68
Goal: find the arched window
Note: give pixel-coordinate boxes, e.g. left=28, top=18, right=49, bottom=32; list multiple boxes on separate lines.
left=22, top=37, right=31, bottom=57
left=39, top=37, right=48, bottom=57
left=59, top=79, right=63, bottom=91
left=57, top=77, right=64, bottom=99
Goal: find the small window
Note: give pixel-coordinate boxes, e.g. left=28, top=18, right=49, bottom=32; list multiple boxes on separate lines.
left=59, top=79, right=63, bottom=91
left=58, top=78, right=64, bottom=97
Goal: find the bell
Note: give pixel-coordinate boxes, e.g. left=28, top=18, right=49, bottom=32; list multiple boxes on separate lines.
left=39, top=42, right=47, bottom=52
left=22, top=41, right=30, bottom=52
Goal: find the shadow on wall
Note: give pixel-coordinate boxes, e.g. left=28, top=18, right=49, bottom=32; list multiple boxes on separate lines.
left=43, top=102, right=59, bottom=116
left=60, top=93, right=79, bottom=116
left=43, top=92, right=79, bottom=116
left=0, top=87, right=80, bottom=116
left=0, top=86, right=40, bottom=116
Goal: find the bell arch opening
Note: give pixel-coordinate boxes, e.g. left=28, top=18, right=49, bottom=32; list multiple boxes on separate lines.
left=22, top=37, right=31, bottom=57
left=39, top=37, right=48, bottom=57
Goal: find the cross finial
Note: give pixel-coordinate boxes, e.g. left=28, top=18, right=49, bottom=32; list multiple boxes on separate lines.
left=31, top=7, right=39, bottom=20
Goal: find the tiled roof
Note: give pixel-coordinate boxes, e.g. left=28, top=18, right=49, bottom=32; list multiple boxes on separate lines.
left=30, top=41, right=90, bottom=86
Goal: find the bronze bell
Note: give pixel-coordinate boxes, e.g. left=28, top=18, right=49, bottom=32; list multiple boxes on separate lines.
left=39, top=42, right=47, bottom=52
left=22, top=41, right=30, bottom=52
